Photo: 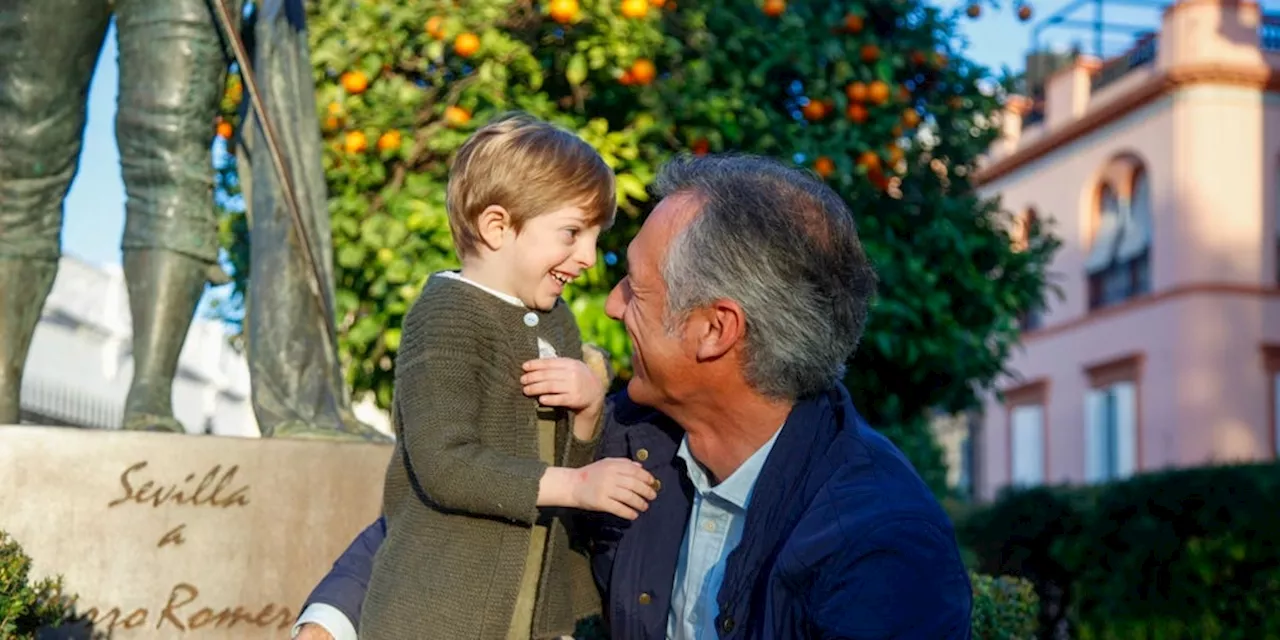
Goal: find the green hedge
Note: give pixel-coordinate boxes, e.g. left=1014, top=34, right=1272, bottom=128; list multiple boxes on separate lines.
left=959, top=462, right=1280, bottom=639
left=0, top=530, right=82, bottom=639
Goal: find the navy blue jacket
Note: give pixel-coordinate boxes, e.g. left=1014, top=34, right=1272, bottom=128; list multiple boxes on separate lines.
left=302, top=385, right=973, bottom=639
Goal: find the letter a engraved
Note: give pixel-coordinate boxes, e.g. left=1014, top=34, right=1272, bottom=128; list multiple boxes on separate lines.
left=157, top=524, right=187, bottom=548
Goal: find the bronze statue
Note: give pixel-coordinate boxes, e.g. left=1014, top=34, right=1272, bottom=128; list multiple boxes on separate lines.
left=0, top=0, right=385, bottom=441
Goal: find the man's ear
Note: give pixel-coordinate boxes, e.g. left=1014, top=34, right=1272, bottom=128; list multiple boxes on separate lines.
left=476, top=205, right=513, bottom=251
left=693, top=299, right=745, bottom=362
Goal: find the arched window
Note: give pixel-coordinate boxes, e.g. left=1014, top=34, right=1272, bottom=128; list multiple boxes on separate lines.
left=1085, top=163, right=1152, bottom=309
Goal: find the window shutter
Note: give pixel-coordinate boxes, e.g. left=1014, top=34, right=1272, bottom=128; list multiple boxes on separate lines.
left=1116, top=173, right=1152, bottom=263
left=1011, top=405, right=1045, bottom=486
left=1084, top=389, right=1106, bottom=483
left=1113, top=382, right=1138, bottom=478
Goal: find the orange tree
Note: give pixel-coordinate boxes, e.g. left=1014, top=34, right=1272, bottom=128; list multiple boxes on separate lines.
left=216, top=0, right=1057, bottom=494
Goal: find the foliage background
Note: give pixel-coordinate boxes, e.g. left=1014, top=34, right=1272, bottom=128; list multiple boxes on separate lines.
left=214, top=0, right=1058, bottom=495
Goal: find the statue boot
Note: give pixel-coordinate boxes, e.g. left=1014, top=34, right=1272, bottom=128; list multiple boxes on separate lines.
left=0, top=258, right=58, bottom=424
left=120, top=249, right=209, bottom=433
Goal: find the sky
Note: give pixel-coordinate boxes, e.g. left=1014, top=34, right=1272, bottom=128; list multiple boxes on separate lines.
left=60, top=0, right=1177, bottom=270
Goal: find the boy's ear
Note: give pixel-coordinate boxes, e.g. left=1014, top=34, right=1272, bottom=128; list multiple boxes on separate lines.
left=476, top=205, right=513, bottom=251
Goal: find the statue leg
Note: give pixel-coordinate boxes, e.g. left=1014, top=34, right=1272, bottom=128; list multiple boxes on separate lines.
left=113, top=0, right=230, bottom=432
left=0, top=1, right=112, bottom=424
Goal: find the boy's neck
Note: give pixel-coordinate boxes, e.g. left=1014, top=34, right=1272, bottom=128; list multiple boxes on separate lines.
left=458, top=257, right=517, bottom=299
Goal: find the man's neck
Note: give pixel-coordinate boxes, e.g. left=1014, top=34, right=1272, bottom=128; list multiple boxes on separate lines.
left=675, top=391, right=793, bottom=485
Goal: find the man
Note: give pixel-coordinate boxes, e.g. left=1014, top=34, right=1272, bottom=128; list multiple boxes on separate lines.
left=295, top=154, right=973, bottom=639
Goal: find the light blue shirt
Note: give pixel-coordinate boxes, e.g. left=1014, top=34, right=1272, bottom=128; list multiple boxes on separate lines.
left=666, top=429, right=782, bottom=640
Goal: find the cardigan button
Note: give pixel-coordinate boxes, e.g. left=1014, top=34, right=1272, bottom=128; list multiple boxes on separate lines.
left=638, top=592, right=652, bottom=605
left=523, top=312, right=539, bottom=327
left=635, top=448, right=649, bottom=461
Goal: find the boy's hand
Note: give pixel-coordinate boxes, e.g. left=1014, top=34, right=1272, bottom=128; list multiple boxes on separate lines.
left=571, top=458, right=657, bottom=520
left=521, top=357, right=605, bottom=414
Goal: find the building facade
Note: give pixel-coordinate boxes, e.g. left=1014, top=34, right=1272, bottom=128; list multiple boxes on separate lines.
left=972, top=0, right=1280, bottom=499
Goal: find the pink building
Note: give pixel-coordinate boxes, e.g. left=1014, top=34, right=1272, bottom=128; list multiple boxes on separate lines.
left=972, top=0, right=1280, bottom=500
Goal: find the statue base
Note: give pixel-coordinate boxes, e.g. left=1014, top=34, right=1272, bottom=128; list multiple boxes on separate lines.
left=0, top=425, right=393, bottom=639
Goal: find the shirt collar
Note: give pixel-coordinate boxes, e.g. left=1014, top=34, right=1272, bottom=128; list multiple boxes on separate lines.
left=676, top=426, right=783, bottom=510
left=435, top=270, right=526, bottom=308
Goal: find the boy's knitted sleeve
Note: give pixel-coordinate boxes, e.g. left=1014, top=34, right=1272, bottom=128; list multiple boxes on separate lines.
left=394, top=299, right=548, bottom=526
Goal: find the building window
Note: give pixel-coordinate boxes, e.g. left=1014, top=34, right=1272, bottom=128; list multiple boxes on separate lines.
left=1011, top=404, right=1045, bottom=486
left=1084, top=354, right=1143, bottom=483
left=1085, top=165, right=1152, bottom=310
left=1005, top=380, right=1048, bottom=488
left=1264, top=345, right=1280, bottom=457
left=1014, top=208, right=1044, bottom=331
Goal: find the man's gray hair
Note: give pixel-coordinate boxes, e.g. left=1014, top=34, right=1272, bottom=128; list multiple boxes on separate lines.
left=654, top=154, right=878, bottom=401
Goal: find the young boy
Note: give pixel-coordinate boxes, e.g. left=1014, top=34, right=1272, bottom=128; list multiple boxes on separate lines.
left=359, top=112, right=657, bottom=640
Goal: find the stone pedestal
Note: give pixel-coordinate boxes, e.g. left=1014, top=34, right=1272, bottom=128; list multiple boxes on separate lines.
left=0, top=426, right=393, bottom=639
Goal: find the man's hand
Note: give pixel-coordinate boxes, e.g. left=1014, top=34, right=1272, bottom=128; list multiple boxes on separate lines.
left=521, top=357, right=605, bottom=415
left=293, top=623, right=335, bottom=640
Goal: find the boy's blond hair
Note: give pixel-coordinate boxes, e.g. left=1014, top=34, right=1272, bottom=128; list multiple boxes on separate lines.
left=446, top=112, right=617, bottom=257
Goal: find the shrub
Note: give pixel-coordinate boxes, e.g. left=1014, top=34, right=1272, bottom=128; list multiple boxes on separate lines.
left=958, top=462, right=1280, bottom=639
left=0, top=530, right=82, bottom=639
left=971, top=571, right=1039, bottom=640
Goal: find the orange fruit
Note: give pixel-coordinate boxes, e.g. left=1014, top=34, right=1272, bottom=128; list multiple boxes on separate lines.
left=225, top=81, right=242, bottom=103
left=845, top=82, right=868, bottom=103
left=691, top=138, right=710, bottom=156
left=621, top=0, right=648, bottom=18
left=619, top=70, right=636, bottom=85
left=813, top=156, right=835, bottom=178
left=650, top=0, right=665, bottom=6
left=857, top=150, right=881, bottom=171
left=892, top=125, right=904, bottom=138
left=888, top=145, right=904, bottom=165
left=377, top=130, right=402, bottom=152
left=868, top=167, right=888, bottom=190
left=801, top=99, right=827, bottom=122
left=341, top=71, right=369, bottom=94
left=845, top=103, right=868, bottom=123
left=216, top=121, right=233, bottom=140
left=454, top=32, right=481, bottom=57
left=910, top=50, right=927, bottom=67
left=425, top=15, right=445, bottom=39
left=966, top=3, right=981, bottom=18
left=323, top=116, right=341, bottom=132
left=549, top=0, right=580, bottom=24
left=897, top=85, right=912, bottom=103
left=934, top=52, right=949, bottom=68
left=860, top=44, right=880, bottom=63
left=1017, top=4, right=1032, bottom=21
left=630, top=58, right=656, bottom=85
left=763, top=0, right=785, bottom=18
left=344, top=130, right=368, bottom=154
left=868, top=80, right=890, bottom=105
left=444, top=105, right=472, bottom=127
left=902, top=109, right=921, bottom=128
left=844, top=14, right=863, bottom=33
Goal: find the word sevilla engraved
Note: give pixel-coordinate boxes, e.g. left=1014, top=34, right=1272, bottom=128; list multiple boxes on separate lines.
left=107, top=462, right=251, bottom=509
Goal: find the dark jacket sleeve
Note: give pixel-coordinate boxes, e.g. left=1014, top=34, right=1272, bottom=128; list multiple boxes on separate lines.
left=301, top=516, right=388, bottom=629
left=809, top=517, right=973, bottom=639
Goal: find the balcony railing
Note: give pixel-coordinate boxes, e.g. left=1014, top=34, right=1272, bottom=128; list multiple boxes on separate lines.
left=1262, top=15, right=1280, bottom=52
left=1091, top=34, right=1159, bottom=93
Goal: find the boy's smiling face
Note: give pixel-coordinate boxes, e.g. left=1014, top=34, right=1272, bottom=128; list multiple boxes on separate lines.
left=502, top=204, right=601, bottom=311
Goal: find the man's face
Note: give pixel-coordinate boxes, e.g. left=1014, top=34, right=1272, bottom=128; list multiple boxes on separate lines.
left=604, top=195, right=697, bottom=409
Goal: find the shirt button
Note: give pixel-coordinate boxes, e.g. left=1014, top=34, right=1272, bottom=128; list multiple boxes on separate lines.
left=635, top=448, right=649, bottom=461
left=703, top=520, right=716, bottom=532
left=651, top=479, right=662, bottom=492
left=720, top=616, right=735, bottom=633
left=638, top=592, right=652, bottom=605
left=523, top=312, right=539, bottom=327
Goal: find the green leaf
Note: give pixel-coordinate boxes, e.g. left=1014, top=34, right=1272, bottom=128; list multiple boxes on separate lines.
left=567, top=53, right=588, bottom=86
